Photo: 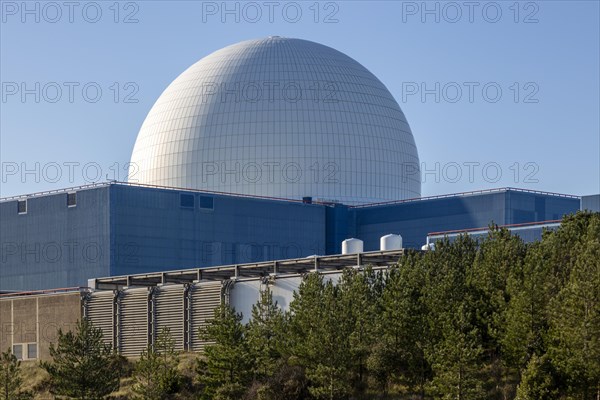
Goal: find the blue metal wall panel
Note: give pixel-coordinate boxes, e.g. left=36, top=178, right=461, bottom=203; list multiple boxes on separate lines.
left=350, top=191, right=579, bottom=251
left=0, top=185, right=582, bottom=291
left=582, top=194, right=600, bottom=212
left=505, top=191, right=580, bottom=223
left=428, top=224, right=561, bottom=246
left=0, top=187, right=111, bottom=291
left=109, top=185, right=327, bottom=275
left=351, top=192, right=507, bottom=250
left=325, top=204, right=351, bottom=255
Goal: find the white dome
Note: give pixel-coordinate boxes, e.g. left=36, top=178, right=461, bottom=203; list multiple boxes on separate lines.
left=129, top=37, right=420, bottom=204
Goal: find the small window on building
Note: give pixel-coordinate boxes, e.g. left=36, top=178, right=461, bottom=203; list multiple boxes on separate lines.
left=199, top=196, right=214, bottom=210
left=27, top=343, right=37, bottom=359
left=180, top=194, right=194, bottom=208
left=12, top=344, right=23, bottom=360
left=17, top=200, right=27, bottom=214
left=67, top=192, right=77, bottom=207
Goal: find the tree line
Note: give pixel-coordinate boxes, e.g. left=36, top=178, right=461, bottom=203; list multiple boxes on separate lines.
left=1, top=211, right=598, bottom=399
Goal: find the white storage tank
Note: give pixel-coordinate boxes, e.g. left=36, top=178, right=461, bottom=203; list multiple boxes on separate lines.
left=421, top=242, right=435, bottom=251
left=342, top=238, right=364, bottom=254
left=380, top=234, right=403, bottom=251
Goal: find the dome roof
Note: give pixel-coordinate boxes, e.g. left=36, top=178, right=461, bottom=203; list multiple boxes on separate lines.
left=129, top=37, right=420, bottom=204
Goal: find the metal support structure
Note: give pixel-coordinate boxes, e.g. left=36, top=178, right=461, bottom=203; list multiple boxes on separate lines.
left=183, top=284, right=191, bottom=351
left=115, top=290, right=122, bottom=353
left=221, top=280, right=235, bottom=305
left=148, top=287, right=156, bottom=349
left=111, top=290, right=118, bottom=350
left=90, top=249, right=405, bottom=290
left=82, top=249, right=409, bottom=356
left=81, top=290, right=90, bottom=320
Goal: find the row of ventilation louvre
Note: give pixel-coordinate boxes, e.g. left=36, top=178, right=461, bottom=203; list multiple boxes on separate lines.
left=84, top=239, right=406, bottom=356
left=84, top=282, right=224, bottom=356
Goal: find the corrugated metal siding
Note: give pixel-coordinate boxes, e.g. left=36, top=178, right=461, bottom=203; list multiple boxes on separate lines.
left=84, top=283, right=223, bottom=356
left=154, top=285, right=185, bottom=351
left=86, top=291, right=116, bottom=349
left=190, top=282, right=223, bottom=352
left=118, top=288, right=150, bottom=356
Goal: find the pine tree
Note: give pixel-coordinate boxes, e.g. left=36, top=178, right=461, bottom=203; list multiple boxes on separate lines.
left=0, top=348, right=31, bottom=400
left=307, top=280, right=352, bottom=400
left=428, top=304, right=486, bottom=400
left=547, top=213, right=600, bottom=399
left=470, top=226, right=525, bottom=346
left=132, top=348, right=163, bottom=400
left=287, top=272, right=327, bottom=363
left=337, top=267, right=380, bottom=392
left=377, top=252, right=429, bottom=397
left=246, top=287, right=285, bottom=381
left=469, top=226, right=526, bottom=396
left=515, top=354, right=559, bottom=400
left=41, top=318, right=121, bottom=400
left=423, top=235, right=486, bottom=399
left=197, top=303, right=252, bottom=400
left=503, top=241, right=553, bottom=371
left=288, top=273, right=352, bottom=400
left=132, top=327, right=181, bottom=399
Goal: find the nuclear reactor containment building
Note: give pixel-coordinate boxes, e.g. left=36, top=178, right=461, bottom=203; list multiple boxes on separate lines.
left=0, top=37, right=594, bottom=291
left=130, top=36, right=420, bottom=205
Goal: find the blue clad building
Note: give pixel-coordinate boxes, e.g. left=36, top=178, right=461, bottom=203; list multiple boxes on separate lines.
left=0, top=182, right=582, bottom=291
left=348, top=189, right=581, bottom=250
left=0, top=183, right=327, bottom=290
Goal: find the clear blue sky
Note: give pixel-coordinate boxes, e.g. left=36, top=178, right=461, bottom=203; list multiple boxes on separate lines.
left=1, top=1, right=599, bottom=198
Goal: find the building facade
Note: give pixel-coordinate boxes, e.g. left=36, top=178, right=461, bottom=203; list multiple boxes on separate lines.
left=0, top=251, right=402, bottom=360
left=0, top=182, right=582, bottom=291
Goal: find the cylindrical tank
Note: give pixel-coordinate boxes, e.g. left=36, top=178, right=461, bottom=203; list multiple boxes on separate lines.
left=342, top=238, right=363, bottom=254
left=380, top=234, right=402, bottom=251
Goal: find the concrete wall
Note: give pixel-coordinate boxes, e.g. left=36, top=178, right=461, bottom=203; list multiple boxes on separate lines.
left=0, top=300, right=12, bottom=355
left=0, top=292, right=82, bottom=361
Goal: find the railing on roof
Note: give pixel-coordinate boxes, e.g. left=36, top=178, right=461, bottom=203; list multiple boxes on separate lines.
left=114, top=181, right=331, bottom=204
left=350, top=187, right=580, bottom=209
left=0, top=182, right=112, bottom=202
left=89, top=249, right=405, bottom=291
left=1, top=181, right=580, bottom=206
left=0, top=181, right=332, bottom=205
